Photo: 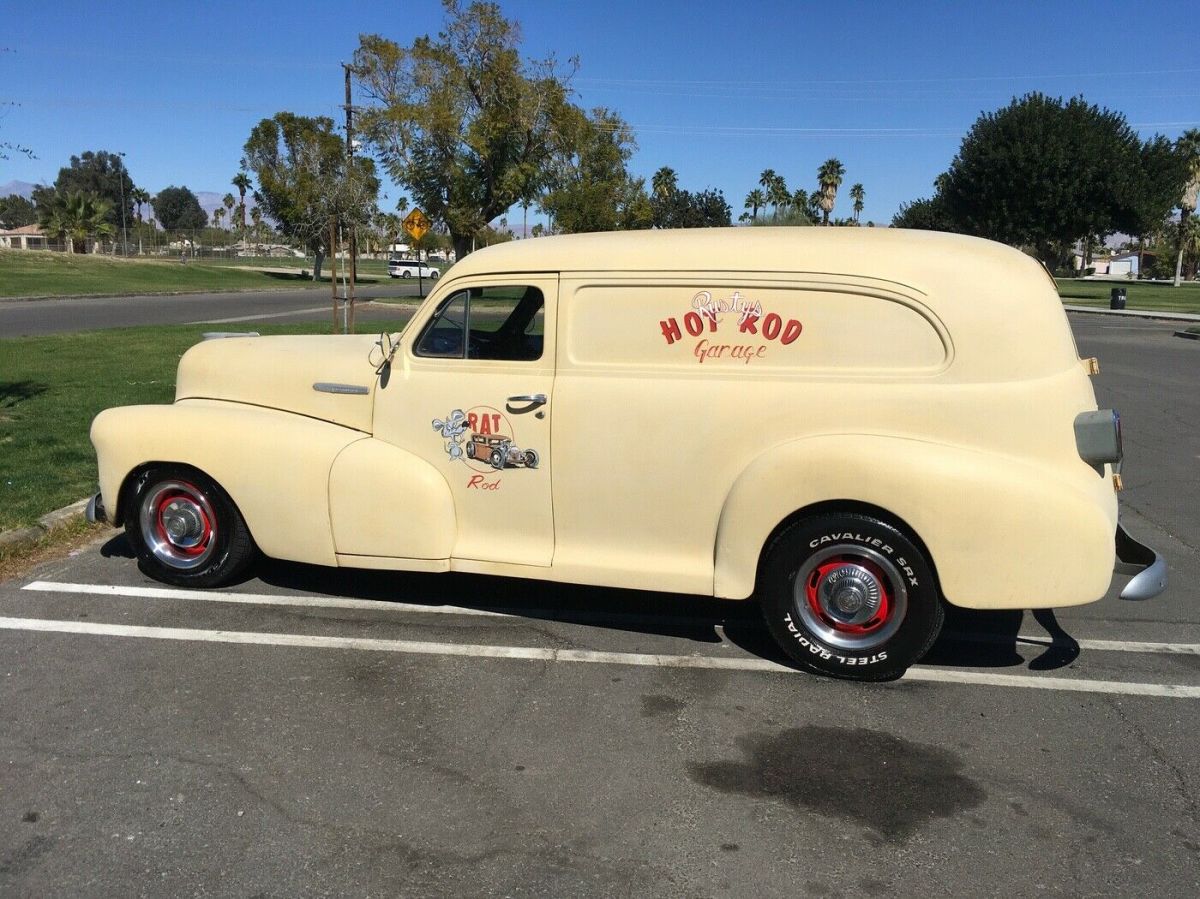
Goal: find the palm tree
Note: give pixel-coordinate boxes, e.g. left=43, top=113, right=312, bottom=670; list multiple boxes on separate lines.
left=130, top=187, right=150, bottom=254
left=652, top=167, right=678, bottom=200
left=249, top=206, right=264, bottom=252
left=791, top=189, right=814, bottom=223
left=39, top=191, right=115, bottom=253
left=768, top=174, right=790, bottom=220
left=1174, top=129, right=1200, bottom=287
left=758, top=169, right=778, bottom=217
left=849, top=183, right=865, bottom=224
left=744, top=189, right=766, bottom=221
left=213, top=208, right=225, bottom=232
left=817, top=158, right=846, bottom=225
left=232, top=172, right=252, bottom=248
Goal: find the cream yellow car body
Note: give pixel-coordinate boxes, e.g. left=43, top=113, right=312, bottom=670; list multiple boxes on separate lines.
left=92, top=228, right=1138, bottom=614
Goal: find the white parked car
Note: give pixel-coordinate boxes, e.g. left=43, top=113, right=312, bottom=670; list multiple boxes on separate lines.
left=388, top=258, right=440, bottom=280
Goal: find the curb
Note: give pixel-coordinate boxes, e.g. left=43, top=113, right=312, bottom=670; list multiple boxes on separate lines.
left=1063, top=304, right=1200, bottom=323
left=0, top=498, right=93, bottom=554
left=1174, top=330, right=1200, bottom=341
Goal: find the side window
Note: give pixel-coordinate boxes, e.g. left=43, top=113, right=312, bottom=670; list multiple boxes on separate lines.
left=414, top=292, right=467, bottom=358
left=415, top=286, right=544, bottom=361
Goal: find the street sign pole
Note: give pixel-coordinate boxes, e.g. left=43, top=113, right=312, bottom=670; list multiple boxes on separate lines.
left=402, top=208, right=432, bottom=300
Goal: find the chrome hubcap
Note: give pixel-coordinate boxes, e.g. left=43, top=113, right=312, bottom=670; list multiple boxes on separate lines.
left=139, top=480, right=217, bottom=570
left=794, top=545, right=907, bottom=651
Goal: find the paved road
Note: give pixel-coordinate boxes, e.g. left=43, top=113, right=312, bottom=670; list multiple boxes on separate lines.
left=0, top=284, right=426, bottom=337
left=0, top=316, right=1197, bottom=897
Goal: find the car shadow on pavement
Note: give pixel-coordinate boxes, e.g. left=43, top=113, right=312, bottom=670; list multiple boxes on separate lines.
left=95, top=535, right=1081, bottom=673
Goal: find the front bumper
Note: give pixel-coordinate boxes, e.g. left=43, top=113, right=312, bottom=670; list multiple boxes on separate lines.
left=1115, top=523, right=1167, bottom=600
left=85, top=492, right=107, bottom=525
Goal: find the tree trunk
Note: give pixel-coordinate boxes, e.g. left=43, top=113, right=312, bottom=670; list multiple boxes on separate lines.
left=1175, top=207, right=1193, bottom=288
left=452, top=233, right=472, bottom=262
left=312, top=249, right=325, bottom=281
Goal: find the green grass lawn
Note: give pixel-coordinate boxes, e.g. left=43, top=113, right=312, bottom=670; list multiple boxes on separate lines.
left=1056, top=279, right=1200, bottom=314
left=0, top=318, right=410, bottom=531
left=0, top=249, right=385, bottom=298
left=204, top=255, right=398, bottom=278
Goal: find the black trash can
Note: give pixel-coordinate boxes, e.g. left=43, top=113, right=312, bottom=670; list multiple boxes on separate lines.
left=1110, top=287, right=1127, bottom=310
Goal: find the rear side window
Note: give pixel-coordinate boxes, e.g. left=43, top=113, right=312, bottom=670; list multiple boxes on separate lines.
left=415, top=286, right=544, bottom=362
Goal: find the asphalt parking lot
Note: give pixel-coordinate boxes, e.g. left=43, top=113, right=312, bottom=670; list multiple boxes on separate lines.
left=1, top=314, right=1197, bottom=897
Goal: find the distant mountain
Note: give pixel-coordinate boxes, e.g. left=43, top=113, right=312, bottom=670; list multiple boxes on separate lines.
left=187, top=191, right=258, bottom=218
left=0, top=180, right=38, bottom=199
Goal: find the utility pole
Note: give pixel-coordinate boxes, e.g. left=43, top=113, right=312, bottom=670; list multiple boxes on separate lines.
left=116, top=151, right=129, bottom=256
left=342, top=62, right=357, bottom=333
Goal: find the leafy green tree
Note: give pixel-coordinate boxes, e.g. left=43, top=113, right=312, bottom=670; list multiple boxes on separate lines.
left=243, top=112, right=379, bottom=279
left=891, top=195, right=955, bottom=231
left=849, top=183, right=865, bottom=223
left=541, top=107, right=650, bottom=233
left=31, top=150, right=132, bottom=229
left=940, top=93, right=1189, bottom=268
left=153, top=186, right=208, bottom=231
left=38, top=191, right=115, bottom=253
left=652, top=185, right=731, bottom=228
left=817, top=158, right=846, bottom=225
left=743, top=188, right=766, bottom=222
left=1173, top=129, right=1200, bottom=286
left=0, top=194, right=37, bottom=228
left=354, top=1, right=574, bottom=260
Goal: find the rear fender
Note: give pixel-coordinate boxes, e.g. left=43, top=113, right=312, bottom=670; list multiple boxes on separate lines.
left=714, top=434, right=1116, bottom=609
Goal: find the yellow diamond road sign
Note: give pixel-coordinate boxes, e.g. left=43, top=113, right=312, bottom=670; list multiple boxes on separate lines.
left=402, top=209, right=431, bottom=242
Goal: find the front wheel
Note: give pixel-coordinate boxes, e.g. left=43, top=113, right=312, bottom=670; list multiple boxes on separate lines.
left=429, top=270, right=440, bottom=280
left=125, top=465, right=256, bottom=588
left=759, top=513, right=943, bottom=681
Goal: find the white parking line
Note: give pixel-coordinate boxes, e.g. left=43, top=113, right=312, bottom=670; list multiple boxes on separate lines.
left=20, top=581, right=723, bottom=628
left=21, top=582, right=1200, bottom=657
left=1, top=615, right=1198, bottom=698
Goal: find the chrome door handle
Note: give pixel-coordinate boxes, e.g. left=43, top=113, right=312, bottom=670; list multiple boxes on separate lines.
left=506, top=393, right=547, bottom=414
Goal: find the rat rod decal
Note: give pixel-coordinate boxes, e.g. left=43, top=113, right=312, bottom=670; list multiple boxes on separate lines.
left=659, top=290, right=802, bottom=365
left=432, top=405, right=540, bottom=486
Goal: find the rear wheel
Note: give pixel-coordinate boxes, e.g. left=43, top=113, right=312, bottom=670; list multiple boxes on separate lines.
left=125, top=466, right=256, bottom=588
left=759, top=512, right=943, bottom=681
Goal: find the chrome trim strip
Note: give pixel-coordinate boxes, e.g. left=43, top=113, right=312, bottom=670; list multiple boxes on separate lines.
left=1115, top=523, right=1167, bottom=601
left=313, top=382, right=370, bottom=396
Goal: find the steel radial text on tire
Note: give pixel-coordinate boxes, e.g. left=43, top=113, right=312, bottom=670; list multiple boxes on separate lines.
left=759, top=512, right=944, bottom=681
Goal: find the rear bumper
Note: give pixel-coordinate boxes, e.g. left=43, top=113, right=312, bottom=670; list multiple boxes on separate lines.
left=1115, top=523, right=1167, bottom=600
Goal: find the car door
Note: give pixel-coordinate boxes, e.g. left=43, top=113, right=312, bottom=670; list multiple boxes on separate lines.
left=373, top=275, right=557, bottom=567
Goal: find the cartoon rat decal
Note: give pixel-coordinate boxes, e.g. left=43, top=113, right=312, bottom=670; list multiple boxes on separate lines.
left=432, top=409, right=469, bottom=462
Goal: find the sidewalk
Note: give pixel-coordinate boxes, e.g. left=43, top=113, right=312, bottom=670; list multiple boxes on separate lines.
left=1063, top=304, right=1200, bottom=323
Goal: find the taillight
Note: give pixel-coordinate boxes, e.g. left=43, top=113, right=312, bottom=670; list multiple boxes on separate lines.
left=1074, top=409, right=1122, bottom=471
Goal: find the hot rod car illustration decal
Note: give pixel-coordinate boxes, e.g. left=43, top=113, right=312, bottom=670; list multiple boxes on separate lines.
left=432, top=405, right=540, bottom=472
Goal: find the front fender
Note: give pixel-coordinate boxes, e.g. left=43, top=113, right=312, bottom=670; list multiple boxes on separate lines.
left=92, top=400, right=365, bottom=567
left=713, top=435, right=1117, bottom=609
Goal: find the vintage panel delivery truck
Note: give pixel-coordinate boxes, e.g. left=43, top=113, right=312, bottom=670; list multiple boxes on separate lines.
left=88, top=228, right=1166, bottom=680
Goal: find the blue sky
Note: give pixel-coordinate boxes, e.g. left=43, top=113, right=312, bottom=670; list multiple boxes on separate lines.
left=3, top=0, right=1198, bottom=226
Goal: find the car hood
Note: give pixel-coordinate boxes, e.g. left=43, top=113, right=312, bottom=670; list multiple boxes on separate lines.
left=175, top=335, right=379, bottom=433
